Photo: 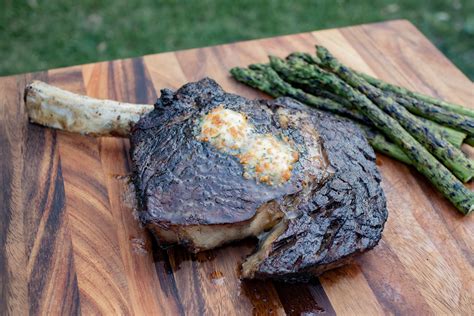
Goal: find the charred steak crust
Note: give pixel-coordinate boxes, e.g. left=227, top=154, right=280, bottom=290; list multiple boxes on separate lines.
left=248, top=97, right=388, bottom=282
left=130, top=78, right=388, bottom=279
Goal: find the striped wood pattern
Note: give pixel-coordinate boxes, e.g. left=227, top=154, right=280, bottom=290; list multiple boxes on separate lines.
left=1, top=20, right=472, bottom=315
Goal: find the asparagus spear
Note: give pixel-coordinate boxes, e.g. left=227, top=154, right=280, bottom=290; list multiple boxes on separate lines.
left=287, top=52, right=321, bottom=64
left=355, top=70, right=474, bottom=119
left=314, top=46, right=474, bottom=183
left=235, top=63, right=367, bottom=122
left=286, top=53, right=467, bottom=148
left=358, top=124, right=412, bottom=165
left=283, top=59, right=466, bottom=149
left=419, top=118, right=466, bottom=148
left=230, top=65, right=411, bottom=165
left=390, top=93, right=474, bottom=136
left=284, top=76, right=355, bottom=110
left=269, top=54, right=473, bottom=214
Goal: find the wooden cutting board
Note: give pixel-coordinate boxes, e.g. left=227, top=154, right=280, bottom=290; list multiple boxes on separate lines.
left=1, top=20, right=472, bottom=315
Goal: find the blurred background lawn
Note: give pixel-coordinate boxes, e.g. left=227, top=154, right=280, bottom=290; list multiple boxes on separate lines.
left=1, top=0, right=473, bottom=79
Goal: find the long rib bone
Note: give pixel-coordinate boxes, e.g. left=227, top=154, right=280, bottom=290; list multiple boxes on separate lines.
left=25, top=80, right=154, bottom=137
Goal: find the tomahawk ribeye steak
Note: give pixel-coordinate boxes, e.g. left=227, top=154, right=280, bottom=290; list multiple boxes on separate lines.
left=24, top=78, right=388, bottom=281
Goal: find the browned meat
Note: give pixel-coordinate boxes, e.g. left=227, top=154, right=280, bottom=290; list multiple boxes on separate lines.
left=130, top=79, right=387, bottom=281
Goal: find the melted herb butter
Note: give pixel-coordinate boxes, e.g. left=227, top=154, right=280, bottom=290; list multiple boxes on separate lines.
left=197, top=105, right=299, bottom=185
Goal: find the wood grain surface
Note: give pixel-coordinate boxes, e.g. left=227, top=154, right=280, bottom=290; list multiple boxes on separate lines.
left=1, top=20, right=473, bottom=315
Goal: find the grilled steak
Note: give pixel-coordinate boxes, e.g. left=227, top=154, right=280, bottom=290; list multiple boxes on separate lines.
left=130, top=78, right=388, bottom=280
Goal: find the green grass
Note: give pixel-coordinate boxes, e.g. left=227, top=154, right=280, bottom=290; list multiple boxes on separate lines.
left=1, top=0, right=473, bottom=79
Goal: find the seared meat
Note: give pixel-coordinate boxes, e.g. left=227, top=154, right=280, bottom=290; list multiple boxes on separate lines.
left=130, top=78, right=334, bottom=252
left=130, top=78, right=387, bottom=281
